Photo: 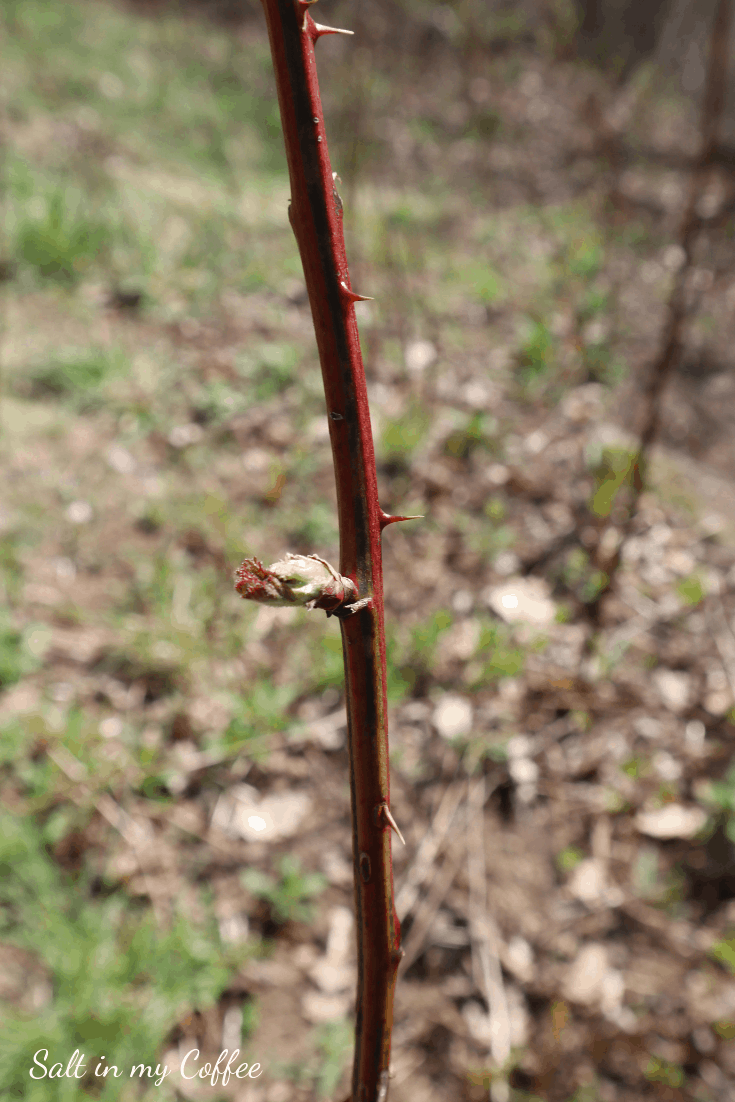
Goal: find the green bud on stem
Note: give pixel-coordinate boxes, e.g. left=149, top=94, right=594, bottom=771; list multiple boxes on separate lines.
left=235, top=553, right=356, bottom=613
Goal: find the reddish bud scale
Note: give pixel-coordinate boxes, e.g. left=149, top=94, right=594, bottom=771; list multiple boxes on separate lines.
left=258, top=2, right=400, bottom=1099
left=234, top=558, right=274, bottom=601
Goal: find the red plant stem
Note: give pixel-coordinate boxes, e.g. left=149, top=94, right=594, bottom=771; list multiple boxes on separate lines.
left=258, top=2, right=401, bottom=1098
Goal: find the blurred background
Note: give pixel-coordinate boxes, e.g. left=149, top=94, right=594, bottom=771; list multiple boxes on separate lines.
left=2, top=1, right=735, bottom=1099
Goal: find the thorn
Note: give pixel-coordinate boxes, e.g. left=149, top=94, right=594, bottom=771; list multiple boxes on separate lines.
left=297, top=0, right=317, bottom=29
left=379, top=510, right=423, bottom=530
left=380, top=803, right=406, bottom=845
left=331, top=596, right=371, bottom=619
left=311, top=21, right=354, bottom=38
left=339, top=280, right=373, bottom=304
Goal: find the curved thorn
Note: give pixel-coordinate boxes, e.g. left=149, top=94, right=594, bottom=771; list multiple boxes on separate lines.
left=312, top=21, right=354, bottom=38
left=379, top=510, right=424, bottom=530
left=339, top=279, right=374, bottom=304
left=380, top=803, right=406, bottom=846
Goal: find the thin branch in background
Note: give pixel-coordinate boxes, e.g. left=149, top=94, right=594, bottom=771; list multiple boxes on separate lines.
left=707, top=598, right=735, bottom=702
left=466, top=774, right=511, bottom=1094
left=397, top=834, right=465, bottom=976
left=591, top=0, right=733, bottom=612
left=395, top=777, right=466, bottom=920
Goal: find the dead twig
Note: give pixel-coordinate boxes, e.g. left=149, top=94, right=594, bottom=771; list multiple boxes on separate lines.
left=395, top=777, right=466, bottom=921
left=591, top=0, right=733, bottom=613
left=398, top=836, right=466, bottom=976
left=706, top=598, right=735, bottom=702
left=466, top=775, right=511, bottom=1075
left=46, top=746, right=165, bottom=923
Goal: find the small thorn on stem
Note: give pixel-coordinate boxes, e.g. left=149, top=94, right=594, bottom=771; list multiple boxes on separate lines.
left=379, top=802, right=406, bottom=845
left=339, top=280, right=374, bottom=304
left=311, top=21, right=354, bottom=38
left=379, top=510, right=423, bottom=530
left=332, top=596, right=371, bottom=618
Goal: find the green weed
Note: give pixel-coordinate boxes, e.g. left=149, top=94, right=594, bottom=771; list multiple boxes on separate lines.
left=242, top=855, right=326, bottom=925
left=380, top=401, right=432, bottom=467
left=472, top=620, right=525, bottom=685
left=590, top=445, right=637, bottom=518
left=285, top=501, right=339, bottom=554
left=247, top=342, right=301, bottom=400
left=17, top=346, right=126, bottom=408
left=516, top=317, right=554, bottom=388
left=14, top=186, right=109, bottom=285
left=443, top=412, right=497, bottom=460
left=384, top=628, right=414, bottom=704
left=313, top=632, right=346, bottom=694
left=484, top=497, right=506, bottom=521
left=313, top=1019, right=353, bottom=1099
left=220, top=680, right=297, bottom=753
left=0, top=717, right=55, bottom=803
left=556, top=846, right=584, bottom=874
left=0, top=617, right=43, bottom=691
left=645, top=1057, right=684, bottom=1088
left=577, top=284, right=609, bottom=322
left=193, top=380, right=250, bottom=424
left=711, top=933, right=735, bottom=974
left=582, top=340, right=625, bottom=386
left=465, top=515, right=515, bottom=564
left=463, top=260, right=505, bottom=308
left=698, top=762, right=735, bottom=844
left=0, top=536, right=25, bottom=606
left=566, top=238, right=604, bottom=280
left=389, top=609, right=454, bottom=694
left=0, top=812, right=246, bottom=1102
left=677, top=572, right=706, bottom=607
left=273, top=1017, right=352, bottom=1098
left=632, top=845, right=659, bottom=900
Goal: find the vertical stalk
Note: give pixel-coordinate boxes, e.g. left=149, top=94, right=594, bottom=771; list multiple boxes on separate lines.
left=257, top=2, right=403, bottom=1098
left=591, top=0, right=733, bottom=608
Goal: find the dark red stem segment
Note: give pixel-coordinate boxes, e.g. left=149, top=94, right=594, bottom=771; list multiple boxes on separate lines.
left=258, top=2, right=400, bottom=1098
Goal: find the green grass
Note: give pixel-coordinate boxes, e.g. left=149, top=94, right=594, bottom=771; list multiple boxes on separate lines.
left=15, top=346, right=127, bottom=407
left=699, top=763, right=735, bottom=845
left=590, top=445, right=637, bottom=518
left=380, top=400, right=432, bottom=467
left=13, top=183, right=110, bottom=285
left=711, top=932, right=735, bottom=974
left=556, top=846, right=584, bottom=874
left=516, top=316, right=555, bottom=388
left=443, top=412, right=498, bottom=460
left=0, top=813, right=250, bottom=1102
left=0, top=616, right=41, bottom=691
left=2, top=0, right=292, bottom=320
left=677, top=571, right=706, bottom=607
left=242, top=855, right=327, bottom=925
left=472, top=619, right=526, bottom=685
left=313, top=1020, right=353, bottom=1099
